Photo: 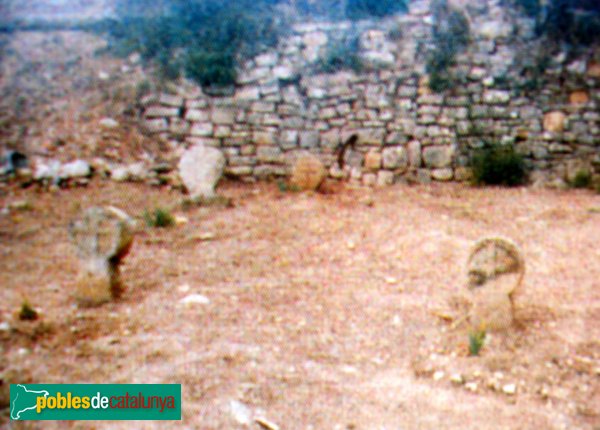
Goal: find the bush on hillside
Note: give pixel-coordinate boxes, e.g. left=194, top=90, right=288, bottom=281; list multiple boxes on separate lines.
left=470, top=142, right=527, bottom=187
left=426, top=1, right=470, bottom=92
left=316, top=36, right=363, bottom=73
left=105, top=0, right=283, bottom=88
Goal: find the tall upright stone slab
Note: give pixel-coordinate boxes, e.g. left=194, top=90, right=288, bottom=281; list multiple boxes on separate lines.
left=69, top=206, right=136, bottom=306
left=466, top=237, right=525, bottom=331
left=178, top=145, right=226, bottom=199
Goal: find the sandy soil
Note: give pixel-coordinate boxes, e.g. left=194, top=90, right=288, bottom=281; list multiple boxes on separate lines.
left=1, top=180, right=599, bottom=430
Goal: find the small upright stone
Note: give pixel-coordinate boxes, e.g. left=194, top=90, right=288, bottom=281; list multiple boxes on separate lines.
left=178, top=145, right=226, bottom=199
left=69, top=207, right=136, bottom=306
left=290, top=153, right=326, bottom=191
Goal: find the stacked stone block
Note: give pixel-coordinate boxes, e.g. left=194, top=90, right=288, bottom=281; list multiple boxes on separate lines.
left=138, top=0, right=600, bottom=187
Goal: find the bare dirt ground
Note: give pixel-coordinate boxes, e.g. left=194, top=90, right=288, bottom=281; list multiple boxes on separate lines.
left=0, top=30, right=166, bottom=166
left=1, top=180, right=599, bottom=430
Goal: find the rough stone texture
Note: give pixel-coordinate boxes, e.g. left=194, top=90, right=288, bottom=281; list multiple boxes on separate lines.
left=423, top=146, right=454, bottom=169
left=359, top=173, right=374, bottom=187
left=186, top=109, right=209, bottom=122
left=407, top=141, right=422, bottom=168
left=382, top=147, right=408, bottom=170
left=69, top=206, right=135, bottom=306
left=290, top=153, right=326, bottom=191
left=543, top=112, right=567, bottom=133
left=145, top=106, right=179, bottom=118
left=300, top=131, right=320, bottom=148
left=377, top=170, right=395, bottom=187
left=212, top=108, right=236, bottom=125
left=482, top=90, right=510, bottom=104
left=190, top=123, right=214, bottom=137
left=364, top=151, right=382, bottom=171
left=178, top=145, right=226, bottom=199
left=60, top=160, right=91, bottom=179
left=135, top=8, right=600, bottom=188
left=569, top=91, right=589, bottom=105
left=431, top=168, right=453, bottom=181
left=257, top=146, right=284, bottom=164
left=466, top=237, right=525, bottom=332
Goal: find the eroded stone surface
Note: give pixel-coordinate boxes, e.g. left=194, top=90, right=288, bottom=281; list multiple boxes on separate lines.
left=178, top=145, right=226, bottom=199
left=69, top=206, right=135, bottom=306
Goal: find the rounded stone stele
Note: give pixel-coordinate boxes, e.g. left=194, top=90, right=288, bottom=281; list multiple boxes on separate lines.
left=178, top=145, right=225, bottom=199
left=466, top=237, right=525, bottom=331
left=69, top=206, right=135, bottom=306
left=290, top=153, right=326, bottom=191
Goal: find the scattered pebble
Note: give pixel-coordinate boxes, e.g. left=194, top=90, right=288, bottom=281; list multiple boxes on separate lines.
left=110, top=166, right=130, bottom=182
left=98, top=71, right=110, bottom=80
left=341, top=365, right=358, bottom=375
left=17, top=348, right=29, bottom=356
left=8, top=200, right=31, bottom=211
left=256, top=417, right=280, bottom=430
left=465, top=382, right=478, bottom=392
left=99, top=117, right=120, bottom=129
left=177, top=284, right=191, bottom=293
left=361, top=195, right=375, bottom=207
left=0, top=321, right=10, bottom=332
left=384, top=276, right=397, bottom=285
left=179, top=294, right=210, bottom=305
left=347, top=240, right=356, bottom=250
left=450, top=373, right=464, bottom=385
left=174, top=215, right=189, bottom=225
left=189, top=232, right=216, bottom=242
left=502, top=383, right=517, bottom=395
left=229, top=400, right=252, bottom=425
left=433, top=371, right=445, bottom=381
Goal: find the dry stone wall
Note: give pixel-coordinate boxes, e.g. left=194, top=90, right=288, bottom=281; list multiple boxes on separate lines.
left=139, top=0, right=600, bottom=187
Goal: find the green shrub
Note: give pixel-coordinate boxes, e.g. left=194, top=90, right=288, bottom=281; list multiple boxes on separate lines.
left=316, top=37, right=363, bottom=73
left=570, top=169, right=592, bottom=189
left=346, top=0, right=408, bottom=20
left=144, top=207, right=175, bottom=228
left=470, top=142, right=527, bottom=187
left=295, top=0, right=407, bottom=20
left=19, top=301, right=38, bottom=321
left=509, top=0, right=542, bottom=17
left=184, top=50, right=236, bottom=88
left=104, top=0, right=283, bottom=88
left=538, top=0, right=600, bottom=46
left=468, top=329, right=486, bottom=356
left=426, top=1, right=470, bottom=92
left=507, top=0, right=600, bottom=47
